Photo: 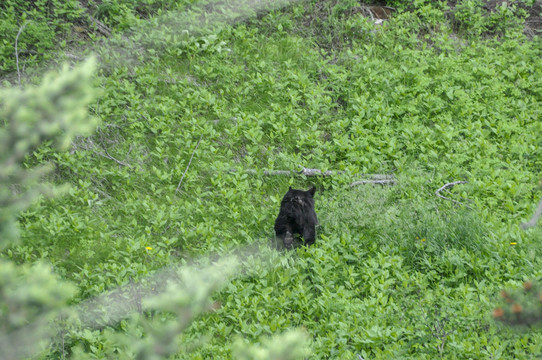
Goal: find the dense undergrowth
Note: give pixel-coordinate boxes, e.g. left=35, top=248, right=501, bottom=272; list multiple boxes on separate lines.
left=2, top=0, right=542, bottom=358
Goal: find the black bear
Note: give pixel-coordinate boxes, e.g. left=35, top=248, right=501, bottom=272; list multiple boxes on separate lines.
left=274, top=186, right=318, bottom=249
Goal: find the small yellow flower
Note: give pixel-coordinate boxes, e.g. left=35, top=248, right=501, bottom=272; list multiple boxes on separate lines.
left=421, top=238, right=426, bottom=242
left=416, top=236, right=419, bottom=240
left=510, top=242, right=517, bottom=246
left=145, top=246, right=153, bottom=250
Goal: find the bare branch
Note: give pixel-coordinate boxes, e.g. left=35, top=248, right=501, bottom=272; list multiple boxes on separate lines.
left=241, top=168, right=341, bottom=176
left=436, top=180, right=466, bottom=193
left=521, top=197, right=542, bottom=229
left=15, top=22, right=28, bottom=86
left=435, top=181, right=471, bottom=208
left=96, top=127, right=132, bottom=167
left=88, top=15, right=112, bottom=37
left=362, top=6, right=374, bottom=20
left=99, top=147, right=132, bottom=167
left=176, top=135, right=203, bottom=193
left=349, top=178, right=396, bottom=186
left=75, top=1, right=112, bottom=37
left=232, top=168, right=395, bottom=186
left=96, top=139, right=131, bottom=167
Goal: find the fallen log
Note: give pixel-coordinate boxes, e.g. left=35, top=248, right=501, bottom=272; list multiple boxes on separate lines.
left=230, top=168, right=396, bottom=186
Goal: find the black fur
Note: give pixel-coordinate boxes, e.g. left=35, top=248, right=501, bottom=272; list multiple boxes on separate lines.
left=274, top=186, right=318, bottom=249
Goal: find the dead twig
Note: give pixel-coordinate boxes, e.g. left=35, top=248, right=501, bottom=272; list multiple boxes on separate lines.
left=75, top=1, right=112, bottom=37
left=99, top=147, right=132, bottom=167
left=96, top=128, right=132, bottom=167
left=89, top=178, right=112, bottom=200
left=15, top=22, right=28, bottom=86
left=232, top=168, right=395, bottom=186
left=435, top=180, right=471, bottom=208
left=88, top=15, right=112, bottom=37
left=253, top=168, right=341, bottom=176
left=521, top=197, right=542, bottom=229
left=176, top=135, right=203, bottom=193
left=349, top=178, right=396, bottom=186
left=420, top=304, right=455, bottom=356
left=96, top=139, right=131, bottom=167
left=362, top=6, right=374, bottom=21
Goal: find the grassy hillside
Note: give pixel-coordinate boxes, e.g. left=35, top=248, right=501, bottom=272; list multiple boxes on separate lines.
left=2, top=0, right=542, bottom=358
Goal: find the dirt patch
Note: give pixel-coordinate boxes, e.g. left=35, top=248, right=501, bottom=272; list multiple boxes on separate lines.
left=524, top=0, right=542, bottom=36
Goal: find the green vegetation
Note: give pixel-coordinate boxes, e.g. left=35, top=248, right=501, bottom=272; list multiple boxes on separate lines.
left=1, top=0, right=542, bottom=358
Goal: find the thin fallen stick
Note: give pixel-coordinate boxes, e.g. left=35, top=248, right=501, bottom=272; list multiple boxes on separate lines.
left=241, top=168, right=340, bottom=176
left=521, top=197, right=542, bottom=229
left=100, top=147, right=132, bottom=167
left=349, top=179, right=396, bottom=187
left=96, top=133, right=132, bottom=167
left=435, top=180, right=471, bottom=208
left=176, top=135, right=203, bottom=193
left=76, top=1, right=112, bottom=37
left=89, top=15, right=112, bottom=37
left=15, top=22, right=28, bottom=86
left=239, top=168, right=393, bottom=179
left=231, top=168, right=396, bottom=186
left=362, top=6, right=375, bottom=20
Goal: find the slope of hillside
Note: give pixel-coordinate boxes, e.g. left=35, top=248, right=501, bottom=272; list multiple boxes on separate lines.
left=2, top=0, right=542, bottom=358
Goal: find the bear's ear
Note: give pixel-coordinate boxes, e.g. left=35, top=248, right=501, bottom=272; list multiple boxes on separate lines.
left=308, top=186, right=316, bottom=197
left=289, top=186, right=292, bottom=191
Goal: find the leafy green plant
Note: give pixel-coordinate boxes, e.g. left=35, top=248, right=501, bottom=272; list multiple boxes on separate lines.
left=451, top=0, right=529, bottom=37
left=0, top=0, right=87, bottom=77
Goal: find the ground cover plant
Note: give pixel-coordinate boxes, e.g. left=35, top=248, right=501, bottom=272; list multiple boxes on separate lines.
left=1, top=0, right=542, bottom=358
